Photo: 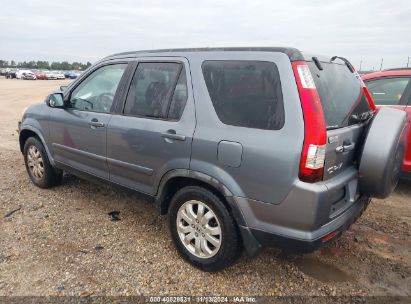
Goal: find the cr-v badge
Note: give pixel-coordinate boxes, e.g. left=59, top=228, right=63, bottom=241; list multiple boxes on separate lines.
left=327, top=162, right=343, bottom=174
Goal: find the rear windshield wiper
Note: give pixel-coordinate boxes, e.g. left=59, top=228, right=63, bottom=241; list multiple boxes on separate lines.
left=312, top=57, right=323, bottom=70
left=330, top=56, right=355, bottom=73
left=328, top=111, right=374, bottom=130
left=349, top=110, right=375, bottom=124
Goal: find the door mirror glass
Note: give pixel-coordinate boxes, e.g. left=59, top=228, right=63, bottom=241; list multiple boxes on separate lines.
left=48, top=93, right=64, bottom=108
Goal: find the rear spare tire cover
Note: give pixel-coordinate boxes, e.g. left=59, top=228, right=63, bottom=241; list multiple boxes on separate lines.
left=359, top=107, right=407, bottom=199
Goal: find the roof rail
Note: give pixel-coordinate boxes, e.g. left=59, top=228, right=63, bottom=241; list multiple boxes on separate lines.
left=104, top=47, right=305, bottom=62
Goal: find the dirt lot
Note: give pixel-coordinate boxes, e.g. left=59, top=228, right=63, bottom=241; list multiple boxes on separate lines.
left=0, top=78, right=410, bottom=297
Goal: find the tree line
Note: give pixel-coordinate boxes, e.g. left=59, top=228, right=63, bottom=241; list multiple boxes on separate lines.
left=0, top=60, right=92, bottom=71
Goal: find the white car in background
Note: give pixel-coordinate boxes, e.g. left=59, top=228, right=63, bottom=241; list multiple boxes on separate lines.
left=45, top=72, right=57, bottom=80
left=22, top=71, right=37, bottom=80
left=16, top=69, right=34, bottom=79
left=53, top=71, right=65, bottom=79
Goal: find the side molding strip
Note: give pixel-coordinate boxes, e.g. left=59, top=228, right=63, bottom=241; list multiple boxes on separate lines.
left=52, top=143, right=106, bottom=162
left=107, top=157, right=154, bottom=176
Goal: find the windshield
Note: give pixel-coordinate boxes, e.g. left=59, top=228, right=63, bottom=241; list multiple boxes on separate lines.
left=308, top=61, right=370, bottom=129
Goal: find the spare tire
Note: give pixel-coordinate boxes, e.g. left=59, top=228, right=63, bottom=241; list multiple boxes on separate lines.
left=359, top=107, right=407, bottom=199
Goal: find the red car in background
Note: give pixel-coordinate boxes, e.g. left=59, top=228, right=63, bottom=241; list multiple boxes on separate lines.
left=362, top=69, right=411, bottom=178
left=35, top=71, right=48, bottom=80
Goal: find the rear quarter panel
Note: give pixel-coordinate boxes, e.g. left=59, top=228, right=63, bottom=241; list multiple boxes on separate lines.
left=188, top=52, right=304, bottom=204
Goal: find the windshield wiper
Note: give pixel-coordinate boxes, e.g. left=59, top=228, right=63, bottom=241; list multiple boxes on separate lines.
left=349, top=110, right=375, bottom=124
left=312, top=57, right=323, bottom=70
left=328, top=111, right=374, bottom=130
left=330, top=56, right=355, bottom=73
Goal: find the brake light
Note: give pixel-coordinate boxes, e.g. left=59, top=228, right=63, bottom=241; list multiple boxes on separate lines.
left=292, top=61, right=327, bottom=183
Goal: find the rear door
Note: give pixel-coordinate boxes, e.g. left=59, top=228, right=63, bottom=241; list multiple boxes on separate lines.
left=307, top=60, right=373, bottom=181
left=106, top=58, right=196, bottom=195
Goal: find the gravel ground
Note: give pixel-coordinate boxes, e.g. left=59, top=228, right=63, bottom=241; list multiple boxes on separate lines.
left=0, top=78, right=410, bottom=297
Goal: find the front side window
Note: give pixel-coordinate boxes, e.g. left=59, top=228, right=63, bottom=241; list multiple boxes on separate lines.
left=202, top=60, right=284, bottom=130
left=69, top=64, right=127, bottom=113
left=365, top=77, right=410, bottom=106
left=124, top=62, right=183, bottom=118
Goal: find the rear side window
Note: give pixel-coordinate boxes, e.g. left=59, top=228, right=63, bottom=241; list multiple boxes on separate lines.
left=168, top=69, right=188, bottom=120
left=202, top=61, right=284, bottom=130
left=308, top=61, right=370, bottom=129
left=365, top=77, right=410, bottom=106
left=124, top=62, right=182, bottom=118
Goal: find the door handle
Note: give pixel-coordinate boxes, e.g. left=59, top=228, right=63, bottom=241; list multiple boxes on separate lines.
left=161, top=129, right=186, bottom=141
left=336, top=142, right=355, bottom=153
left=89, top=118, right=105, bottom=128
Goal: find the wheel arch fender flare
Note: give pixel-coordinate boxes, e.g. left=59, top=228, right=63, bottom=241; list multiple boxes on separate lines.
left=19, top=125, right=55, bottom=166
left=154, top=169, right=247, bottom=225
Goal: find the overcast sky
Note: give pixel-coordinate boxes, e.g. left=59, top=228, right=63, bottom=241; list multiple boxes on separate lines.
left=1, top=0, right=410, bottom=70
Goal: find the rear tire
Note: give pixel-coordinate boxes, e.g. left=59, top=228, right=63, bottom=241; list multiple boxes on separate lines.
left=168, top=186, right=242, bottom=271
left=23, top=137, right=63, bottom=188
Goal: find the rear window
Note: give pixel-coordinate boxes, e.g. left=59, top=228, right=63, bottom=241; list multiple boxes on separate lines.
left=202, top=61, right=284, bottom=130
left=308, top=61, right=370, bottom=129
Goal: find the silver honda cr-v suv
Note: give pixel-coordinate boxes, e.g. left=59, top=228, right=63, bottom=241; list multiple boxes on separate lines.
left=19, top=47, right=408, bottom=271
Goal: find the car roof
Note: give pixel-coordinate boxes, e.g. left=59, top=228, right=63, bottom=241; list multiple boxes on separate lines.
left=103, top=47, right=305, bottom=61
left=362, top=69, right=411, bottom=80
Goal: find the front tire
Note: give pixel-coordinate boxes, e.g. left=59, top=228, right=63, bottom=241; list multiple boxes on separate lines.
left=23, top=137, right=63, bottom=188
left=168, top=186, right=242, bottom=271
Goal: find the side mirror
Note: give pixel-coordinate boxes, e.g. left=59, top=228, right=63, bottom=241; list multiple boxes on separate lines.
left=48, top=93, right=65, bottom=108
left=60, top=85, right=68, bottom=91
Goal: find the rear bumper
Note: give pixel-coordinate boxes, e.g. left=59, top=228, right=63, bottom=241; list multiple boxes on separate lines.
left=232, top=167, right=369, bottom=255
left=240, top=196, right=370, bottom=253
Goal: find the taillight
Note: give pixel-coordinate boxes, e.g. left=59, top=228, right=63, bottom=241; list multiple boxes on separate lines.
left=292, top=61, right=327, bottom=183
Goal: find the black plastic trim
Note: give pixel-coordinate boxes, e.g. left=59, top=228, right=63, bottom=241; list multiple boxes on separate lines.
left=154, top=169, right=247, bottom=226
left=238, top=225, right=263, bottom=257
left=107, top=157, right=154, bottom=176
left=52, top=143, right=105, bottom=162
left=248, top=196, right=370, bottom=253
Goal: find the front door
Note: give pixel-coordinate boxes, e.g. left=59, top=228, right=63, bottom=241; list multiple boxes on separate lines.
left=107, top=59, right=196, bottom=195
left=49, top=63, right=128, bottom=179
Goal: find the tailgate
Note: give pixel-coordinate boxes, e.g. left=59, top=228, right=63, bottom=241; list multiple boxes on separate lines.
left=307, top=59, right=372, bottom=180
left=323, top=123, right=366, bottom=180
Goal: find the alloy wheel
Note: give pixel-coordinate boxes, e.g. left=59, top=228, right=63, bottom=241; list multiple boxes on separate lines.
left=176, top=200, right=222, bottom=259
left=27, top=145, right=44, bottom=180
